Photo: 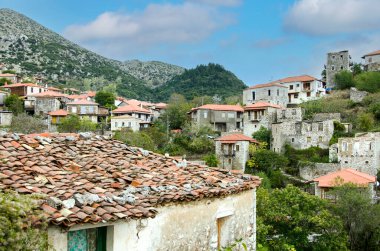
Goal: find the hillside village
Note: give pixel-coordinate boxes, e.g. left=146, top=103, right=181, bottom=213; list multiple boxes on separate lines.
left=1, top=4, right=380, bottom=251
left=1, top=47, right=380, bottom=250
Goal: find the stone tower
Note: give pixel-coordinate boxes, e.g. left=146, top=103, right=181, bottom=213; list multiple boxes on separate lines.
left=326, top=50, right=350, bottom=89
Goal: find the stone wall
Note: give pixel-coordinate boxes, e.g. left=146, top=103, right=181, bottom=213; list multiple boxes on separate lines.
left=350, top=87, right=368, bottom=103
left=243, top=86, right=288, bottom=107
left=192, top=109, right=243, bottom=133
left=326, top=50, right=350, bottom=88
left=299, top=163, right=341, bottom=180
left=35, top=98, right=61, bottom=116
left=313, top=113, right=341, bottom=122
left=0, top=111, right=12, bottom=126
left=215, top=140, right=250, bottom=172
left=48, top=190, right=257, bottom=251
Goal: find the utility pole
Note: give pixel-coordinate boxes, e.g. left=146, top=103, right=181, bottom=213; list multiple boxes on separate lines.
left=166, top=113, right=169, bottom=141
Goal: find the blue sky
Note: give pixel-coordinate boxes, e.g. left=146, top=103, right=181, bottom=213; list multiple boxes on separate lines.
left=1, top=0, right=380, bottom=86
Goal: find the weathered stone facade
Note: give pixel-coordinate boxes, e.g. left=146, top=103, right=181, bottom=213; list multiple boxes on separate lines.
left=215, top=139, right=250, bottom=172
left=334, top=132, right=380, bottom=176
left=275, top=107, right=303, bottom=123
left=0, top=111, right=12, bottom=126
left=243, top=106, right=279, bottom=137
left=326, top=50, right=350, bottom=88
left=362, top=51, right=380, bottom=72
left=299, top=163, right=341, bottom=181
left=350, top=87, right=368, bottom=103
left=34, top=97, right=63, bottom=116
left=271, top=117, right=335, bottom=153
left=243, top=84, right=288, bottom=107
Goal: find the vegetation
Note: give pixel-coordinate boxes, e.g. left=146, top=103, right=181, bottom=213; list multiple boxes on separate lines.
left=252, top=126, right=271, bottom=147
left=333, top=70, right=380, bottom=93
left=158, top=93, right=192, bottom=130
left=330, top=121, right=354, bottom=145
left=4, top=94, right=24, bottom=115
left=114, top=129, right=156, bottom=151
left=203, top=154, right=219, bottom=167
left=0, top=191, right=49, bottom=251
left=257, top=185, right=349, bottom=251
left=10, top=114, right=46, bottom=134
left=57, top=115, right=98, bottom=133
left=154, top=63, right=247, bottom=102
left=335, top=70, right=355, bottom=90
left=95, top=90, right=116, bottom=109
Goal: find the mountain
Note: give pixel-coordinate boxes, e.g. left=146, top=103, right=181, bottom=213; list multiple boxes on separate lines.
left=154, top=63, right=247, bottom=102
left=121, top=60, right=185, bottom=87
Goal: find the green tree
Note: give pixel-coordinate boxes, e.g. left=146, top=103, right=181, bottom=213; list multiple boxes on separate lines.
left=79, top=119, right=98, bottom=132
left=356, top=113, right=375, bottom=131
left=354, top=71, right=380, bottom=93
left=257, top=186, right=349, bottom=251
left=0, top=191, right=49, bottom=251
left=246, top=149, right=288, bottom=174
left=203, top=154, right=219, bottom=167
left=95, top=90, right=116, bottom=109
left=351, top=63, right=363, bottom=76
left=0, top=77, right=10, bottom=86
left=252, top=126, right=271, bottom=147
left=10, top=114, right=46, bottom=134
left=58, top=114, right=81, bottom=133
left=332, top=184, right=380, bottom=251
left=113, top=129, right=155, bottom=151
left=161, top=93, right=192, bottom=130
left=4, top=94, right=24, bottom=115
left=334, top=70, right=354, bottom=90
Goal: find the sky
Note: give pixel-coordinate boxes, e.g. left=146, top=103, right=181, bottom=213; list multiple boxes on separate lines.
left=1, top=0, right=380, bottom=86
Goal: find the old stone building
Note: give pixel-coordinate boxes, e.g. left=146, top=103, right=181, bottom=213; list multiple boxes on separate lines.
left=111, top=115, right=146, bottom=132
left=189, top=104, right=244, bottom=133
left=362, top=49, right=380, bottom=72
left=0, top=73, right=21, bottom=84
left=215, top=133, right=258, bottom=172
left=332, top=132, right=380, bottom=176
left=243, top=82, right=288, bottom=107
left=271, top=114, right=336, bottom=153
left=67, top=99, right=99, bottom=123
left=112, top=104, right=153, bottom=124
left=326, top=50, right=350, bottom=89
left=243, top=102, right=283, bottom=137
left=0, top=133, right=261, bottom=251
left=30, top=91, right=68, bottom=116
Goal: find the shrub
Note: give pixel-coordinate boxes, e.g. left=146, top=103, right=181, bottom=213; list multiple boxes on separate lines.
left=252, top=126, right=271, bottom=147
left=4, top=94, right=24, bottom=115
left=10, top=114, right=46, bottom=134
left=354, top=71, right=380, bottom=93
left=356, top=113, right=375, bottom=131
left=203, top=154, right=219, bottom=167
left=335, top=70, right=354, bottom=90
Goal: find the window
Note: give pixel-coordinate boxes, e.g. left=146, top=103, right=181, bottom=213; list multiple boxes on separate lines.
left=281, top=110, right=286, bottom=118
left=203, top=111, right=208, bottom=118
left=228, top=158, right=232, bottom=164
left=68, top=227, right=107, bottom=251
left=277, top=89, right=279, bottom=96
left=122, top=122, right=125, bottom=126
left=236, top=145, right=240, bottom=151
left=307, top=137, right=311, bottom=143
left=318, top=136, right=323, bottom=143
left=221, top=113, right=226, bottom=118
left=365, top=161, right=369, bottom=164
left=340, top=55, right=343, bottom=59
left=236, top=122, right=240, bottom=129
left=292, top=109, right=296, bottom=115
left=291, top=138, right=295, bottom=143
left=307, top=92, right=311, bottom=97
left=331, top=65, right=335, bottom=71
left=252, top=91, right=256, bottom=101
left=31, top=87, right=34, bottom=93
left=342, top=142, right=348, bottom=151
left=216, top=214, right=232, bottom=249
left=290, top=85, right=294, bottom=90
left=39, top=88, right=42, bottom=93
left=294, top=93, right=299, bottom=99
left=227, top=113, right=234, bottom=118
left=115, top=122, right=118, bottom=127
left=296, top=84, right=299, bottom=87
left=268, top=90, right=271, bottom=96
left=318, top=123, right=324, bottom=131
left=71, top=106, right=77, bottom=113
left=332, top=55, right=335, bottom=59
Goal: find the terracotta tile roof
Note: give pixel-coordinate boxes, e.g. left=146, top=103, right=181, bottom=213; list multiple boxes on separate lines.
left=191, top=104, right=244, bottom=112
left=113, top=104, right=152, bottom=114
left=363, top=50, right=380, bottom=57
left=67, top=99, right=98, bottom=105
left=313, top=168, right=376, bottom=187
left=0, top=73, right=16, bottom=77
left=155, top=102, right=167, bottom=109
left=247, top=82, right=287, bottom=90
left=48, top=109, right=69, bottom=116
left=30, top=91, right=67, bottom=98
left=4, top=83, right=41, bottom=88
left=67, top=94, right=88, bottom=100
left=244, top=101, right=283, bottom=110
left=0, top=133, right=260, bottom=227
left=247, top=75, right=317, bottom=90
left=215, top=133, right=259, bottom=144
left=47, top=87, right=62, bottom=92
left=84, top=91, right=96, bottom=97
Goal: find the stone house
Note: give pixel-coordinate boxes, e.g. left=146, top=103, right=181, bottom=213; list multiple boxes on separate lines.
left=332, top=132, right=380, bottom=176
left=48, top=109, right=69, bottom=132
left=311, top=168, right=376, bottom=200
left=67, top=99, right=99, bottom=123
left=29, top=91, right=69, bottom=116
left=362, top=50, right=380, bottom=72
left=3, top=82, right=47, bottom=96
left=243, top=82, right=288, bottom=107
left=112, top=104, right=153, bottom=124
left=273, top=75, right=325, bottom=105
left=326, top=50, right=350, bottom=89
left=0, top=110, right=12, bottom=126
left=243, top=102, right=283, bottom=137
left=271, top=115, right=335, bottom=153
left=111, top=115, right=146, bottom=132
left=215, top=133, right=258, bottom=172
left=189, top=104, right=244, bottom=133
left=0, top=133, right=261, bottom=251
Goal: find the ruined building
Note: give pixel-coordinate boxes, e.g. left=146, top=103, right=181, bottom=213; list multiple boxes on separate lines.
left=326, top=50, right=350, bottom=89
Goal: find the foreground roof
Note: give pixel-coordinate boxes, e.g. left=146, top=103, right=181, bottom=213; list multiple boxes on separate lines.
left=244, top=101, right=283, bottom=110
left=0, top=133, right=260, bottom=227
left=215, top=133, right=259, bottom=144
left=191, top=104, right=244, bottom=112
left=313, top=168, right=375, bottom=187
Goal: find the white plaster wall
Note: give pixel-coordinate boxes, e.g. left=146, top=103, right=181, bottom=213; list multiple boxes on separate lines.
left=49, top=190, right=257, bottom=251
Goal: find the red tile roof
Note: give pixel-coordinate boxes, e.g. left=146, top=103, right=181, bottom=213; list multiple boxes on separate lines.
left=0, top=73, right=16, bottom=77
left=244, top=101, right=283, bottom=110
left=247, top=75, right=317, bottom=90
left=363, top=50, right=380, bottom=57
left=47, top=87, right=62, bottom=92
left=192, top=104, right=244, bottom=112
left=48, top=109, right=69, bottom=116
left=215, top=133, right=259, bottom=144
left=67, top=94, right=88, bottom=100
left=113, top=104, right=152, bottom=114
left=4, top=83, right=41, bottom=88
left=67, top=99, right=98, bottom=105
left=84, top=91, right=96, bottom=97
left=30, top=91, right=67, bottom=98
left=155, top=102, right=167, bottom=109
left=313, top=168, right=376, bottom=187
left=0, top=133, right=260, bottom=227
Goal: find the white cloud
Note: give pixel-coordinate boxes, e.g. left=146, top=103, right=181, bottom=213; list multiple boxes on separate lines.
left=187, top=0, right=242, bottom=7
left=284, top=0, right=380, bottom=35
left=64, top=2, right=234, bottom=59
